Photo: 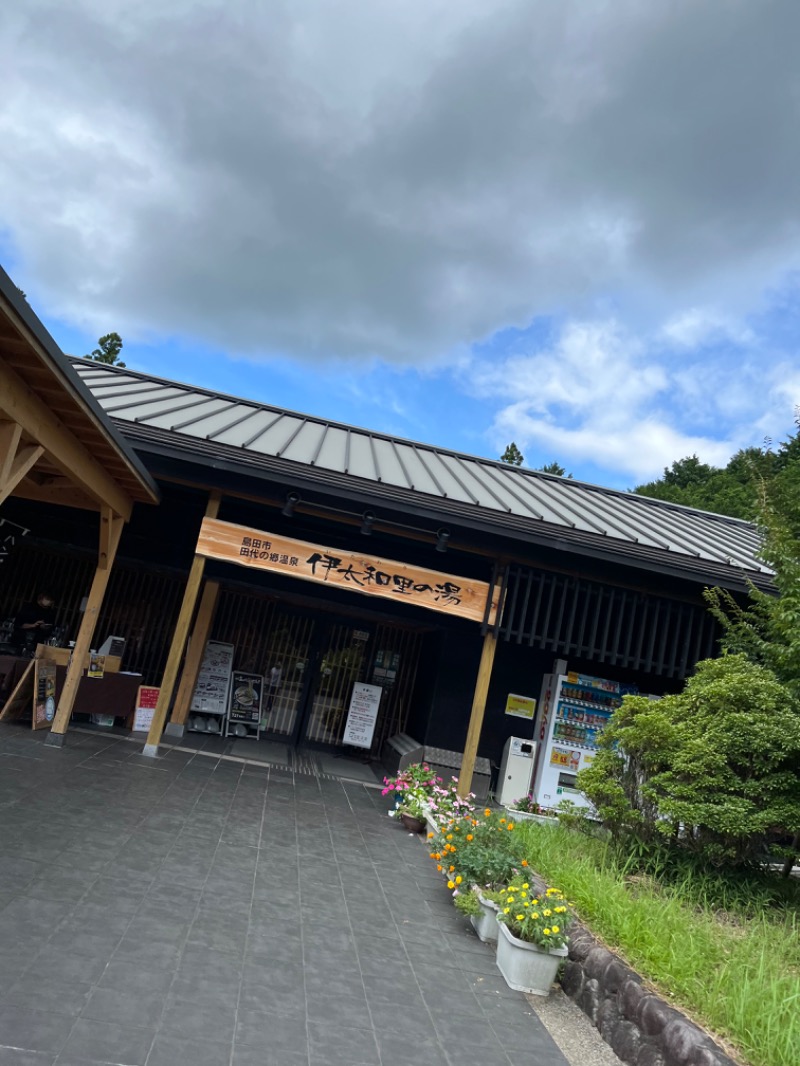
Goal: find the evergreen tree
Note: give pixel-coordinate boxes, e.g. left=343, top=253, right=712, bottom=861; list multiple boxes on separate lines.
left=500, top=442, right=524, bottom=465
left=87, top=332, right=126, bottom=368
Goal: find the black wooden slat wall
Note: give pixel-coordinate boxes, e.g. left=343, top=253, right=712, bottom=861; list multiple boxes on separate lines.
left=498, top=564, right=718, bottom=678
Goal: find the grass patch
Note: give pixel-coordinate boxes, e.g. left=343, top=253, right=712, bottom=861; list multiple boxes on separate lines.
left=518, top=823, right=800, bottom=1066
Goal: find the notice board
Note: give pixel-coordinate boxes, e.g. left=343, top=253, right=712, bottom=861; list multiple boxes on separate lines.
left=190, top=641, right=234, bottom=716
left=342, top=682, right=382, bottom=749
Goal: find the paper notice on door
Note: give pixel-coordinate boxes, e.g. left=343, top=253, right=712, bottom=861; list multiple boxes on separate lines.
left=342, top=682, right=382, bottom=749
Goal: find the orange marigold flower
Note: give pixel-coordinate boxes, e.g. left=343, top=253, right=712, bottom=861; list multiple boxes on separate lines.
left=437, top=864, right=442, bottom=871
left=466, top=834, right=473, bottom=841
left=449, top=865, right=455, bottom=872
left=521, top=859, right=529, bottom=866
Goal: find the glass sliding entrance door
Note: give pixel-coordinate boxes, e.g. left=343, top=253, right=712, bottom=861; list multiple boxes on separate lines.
left=302, top=624, right=370, bottom=746
left=257, top=613, right=316, bottom=739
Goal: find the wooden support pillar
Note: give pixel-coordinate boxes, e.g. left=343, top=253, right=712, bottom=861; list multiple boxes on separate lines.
left=45, top=507, right=124, bottom=746
left=165, top=579, right=220, bottom=736
left=457, top=630, right=498, bottom=797
left=0, top=418, right=44, bottom=506
left=143, top=491, right=221, bottom=756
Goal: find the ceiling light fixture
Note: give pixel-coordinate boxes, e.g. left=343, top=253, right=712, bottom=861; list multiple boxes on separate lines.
left=281, top=491, right=300, bottom=518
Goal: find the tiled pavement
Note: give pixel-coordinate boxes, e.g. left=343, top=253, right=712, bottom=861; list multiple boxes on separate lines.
left=0, top=725, right=569, bottom=1066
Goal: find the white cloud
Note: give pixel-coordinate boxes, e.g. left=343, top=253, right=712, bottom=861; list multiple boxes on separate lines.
left=660, top=308, right=755, bottom=350
left=468, top=312, right=799, bottom=483
left=2, top=0, right=800, bottom=361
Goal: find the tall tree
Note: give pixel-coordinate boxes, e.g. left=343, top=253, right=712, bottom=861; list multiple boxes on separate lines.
left=87, top=332, right=126, bottom=368
left=500, top=442, right=524, bottom=466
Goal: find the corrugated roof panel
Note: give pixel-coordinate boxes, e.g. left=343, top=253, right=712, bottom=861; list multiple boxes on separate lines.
left=99, top=387, right=189, bottom=415
left=421, top=452, right=479, bottom=504
left=387, top=443, right=443, bottom=494
left=169, top=403, right=256, bottom=438
left=312, top=424, right=348, bottom=471
left=346, top=432, right=376, bottom=479
left=439, top=455, right=501, bottom=508
left=471, top=463, right=548, bottom=520
left=371, top=437, right=411, bottom=487
left=137, top=396, right=229, bottom=430
left=278, top=420, right=326, bottom=464
left=247, top=413, right=305, bottom=455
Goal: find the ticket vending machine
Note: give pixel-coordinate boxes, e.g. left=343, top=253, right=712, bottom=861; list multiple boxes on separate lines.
left=497, top=736, right=537, bottom=807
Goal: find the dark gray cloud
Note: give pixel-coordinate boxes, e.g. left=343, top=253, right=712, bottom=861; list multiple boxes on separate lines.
left=3, top=0, right=799, bottom=360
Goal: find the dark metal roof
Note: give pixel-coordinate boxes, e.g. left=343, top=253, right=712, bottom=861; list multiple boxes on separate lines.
left=71, top=359, right=771, bottom=589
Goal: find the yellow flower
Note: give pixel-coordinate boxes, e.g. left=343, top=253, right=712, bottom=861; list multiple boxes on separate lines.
left=446, top=834, right=453, bottom=841
left=543, top=927, right=551, bottom=936
left=507, top=897, right=515, bottom=904
left=522, top=883, right=529, bottom=890
left=447, top=880, right=455, bottom=889
left=532, top=899, right=539, bottom=905
left=552, top=925, right=560, bottom=934
left=455, top=876, right=462, bottom=885
left=503, top=907, right=510, bottom=914
left=523, top=902, right=530, bottom=908
left=532, top=912, right=539, bottom=919
left=516, top=914, right=524, bottom=921
left=543, top=909, right=552, bottom=917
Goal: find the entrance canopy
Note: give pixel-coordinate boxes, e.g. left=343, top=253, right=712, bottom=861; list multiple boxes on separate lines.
left=0, top=267, right=158, bottom=517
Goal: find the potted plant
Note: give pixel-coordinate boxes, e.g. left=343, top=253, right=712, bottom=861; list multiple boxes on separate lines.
left=495, top=883, right=573, bottom=995
left=506, top=793, right=559, bottom=825
left=383, top=763, right=442, bottom=833
left=429, top=809, right=524, bottom=942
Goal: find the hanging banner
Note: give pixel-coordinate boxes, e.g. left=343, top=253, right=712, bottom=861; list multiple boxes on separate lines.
left=342, top=682, right=383, bottom=749
left=195, top=518, right=498, bottom=625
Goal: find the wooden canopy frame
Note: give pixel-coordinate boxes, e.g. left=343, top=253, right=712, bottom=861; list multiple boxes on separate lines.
left=0, top=267, right=158, bottom=743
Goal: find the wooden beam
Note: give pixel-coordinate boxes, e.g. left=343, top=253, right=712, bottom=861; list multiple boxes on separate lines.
left=45, top=507, right=125, bottom=744
left=143, top=491, right=222, bottom=756
left=12, top=479, right=99, bottom=511
left=169, top=579, right=220, bottom=729
left=457, top=630, right=498, bottom=797
left=0, top=359, right=132, bottom=518
left=0, top=419, right=23, bottom=484
left=0, top=414, right=45, bottom=506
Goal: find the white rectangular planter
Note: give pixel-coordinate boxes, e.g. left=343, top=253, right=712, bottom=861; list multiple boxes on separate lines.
left=495, top=920, right=568, bottom=996
left=469, top=891, right=500, bottom=943
left=504, top=806, right=559, bottom=826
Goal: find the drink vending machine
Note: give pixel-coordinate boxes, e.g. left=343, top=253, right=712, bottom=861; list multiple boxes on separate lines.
left=532, top=671, right=632, bottom=812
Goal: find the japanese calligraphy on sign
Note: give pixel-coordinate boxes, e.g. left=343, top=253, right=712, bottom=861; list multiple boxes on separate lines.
left=195, top=518, right=498, bottom=625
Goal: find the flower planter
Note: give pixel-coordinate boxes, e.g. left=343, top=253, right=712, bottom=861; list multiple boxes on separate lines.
left=504, top=806, right=559, bottom=826
left=399, top=812, right=426, bottom=833
left=470, top=889, right=500, bottom=944
left=495, top=921, right=568, bottom=996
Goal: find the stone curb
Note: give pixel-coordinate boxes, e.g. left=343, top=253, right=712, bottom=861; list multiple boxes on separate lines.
left=560, top=925, right=739, bottom=1066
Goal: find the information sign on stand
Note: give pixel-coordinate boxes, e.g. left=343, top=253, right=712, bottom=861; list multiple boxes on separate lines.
left=226, top=673, right=263, bottom=737
left=132, top=686, right=160, bottom=733
left=32, top=658, right=57, bottom=731
left=342, top=682, right=382, bottom=749
left=190, top=641, right=235, bottom=716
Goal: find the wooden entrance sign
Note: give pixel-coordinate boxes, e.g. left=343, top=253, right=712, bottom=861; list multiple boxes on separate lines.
left=195, top=518, right=499, bottom=625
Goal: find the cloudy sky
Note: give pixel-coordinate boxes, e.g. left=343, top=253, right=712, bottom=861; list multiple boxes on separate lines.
left=3, top=0, right=800, bottom=489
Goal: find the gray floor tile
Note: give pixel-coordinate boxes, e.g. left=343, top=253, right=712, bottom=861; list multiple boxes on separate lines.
left=0, top=1006, right=74, bottom=1056
left=0, top=1050, right=56, bottom=1066
left=81, top=986, right=165, bottom=1029
left=57, top=1019, right=155, bottom=1066
left=146, top=1034, right=233, bottom=1066
left=235, top=1010, right=308, bottom=1052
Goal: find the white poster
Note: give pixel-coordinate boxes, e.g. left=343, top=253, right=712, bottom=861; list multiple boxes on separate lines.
left=190, top=641, right=235, bottom=716
left=342, top=682, right=383, bottom=749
